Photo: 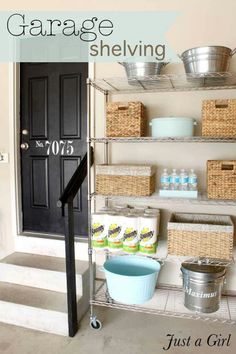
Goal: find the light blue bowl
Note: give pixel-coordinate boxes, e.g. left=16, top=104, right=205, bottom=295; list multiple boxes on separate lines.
left=103, top=255, right=161, bottom=305
left=150, top=117, right=197, bottom=138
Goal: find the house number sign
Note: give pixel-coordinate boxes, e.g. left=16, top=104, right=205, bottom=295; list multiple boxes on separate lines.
left=36, top=140, right=74, bottom=155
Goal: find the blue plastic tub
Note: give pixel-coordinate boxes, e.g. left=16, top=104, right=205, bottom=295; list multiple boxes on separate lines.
left=149, top=117, right=197, bottom=138
left=103, top=255, right=161, bottom=304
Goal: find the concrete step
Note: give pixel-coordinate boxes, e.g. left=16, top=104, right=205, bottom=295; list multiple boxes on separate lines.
left=0, top=253, right=89, bottom=295
left=0, top=282, right=89, bottom=336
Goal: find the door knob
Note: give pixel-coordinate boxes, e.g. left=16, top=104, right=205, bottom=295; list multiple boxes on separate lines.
left=21, top=142, right=29, bottom=150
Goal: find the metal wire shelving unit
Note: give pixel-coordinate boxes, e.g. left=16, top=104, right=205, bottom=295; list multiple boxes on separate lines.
left=92, top=281, right=236, bottom=325
left=90, top=136, right=236, bottom=143
left=92, top=246, right=234, bottom=267
left=89, top=72, right=236, bottom=94
left=86, top=73, right=236, bottom=330
left=91, top=192, right=236, bottom=206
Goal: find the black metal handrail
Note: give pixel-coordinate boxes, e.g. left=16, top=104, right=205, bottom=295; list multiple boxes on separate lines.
left=59, top=146, right=94, bottom=208
left=59, top=146, right=94, bottom=337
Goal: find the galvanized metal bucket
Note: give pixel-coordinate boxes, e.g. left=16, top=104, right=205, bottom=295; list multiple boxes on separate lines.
left=179, top=46, right=236, bottom=74
left=119, top=62, right=168, bottom=78
left=181, top=262, right=226, bottom=313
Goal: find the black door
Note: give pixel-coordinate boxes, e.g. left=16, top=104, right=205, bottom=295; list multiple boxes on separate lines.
left=20, top=63, right=88, bottom=237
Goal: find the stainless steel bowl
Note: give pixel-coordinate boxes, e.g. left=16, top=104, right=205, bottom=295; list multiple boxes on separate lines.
left=119, top=62, right=168, bottom=77
left=180, top=46, right=236, bottom=74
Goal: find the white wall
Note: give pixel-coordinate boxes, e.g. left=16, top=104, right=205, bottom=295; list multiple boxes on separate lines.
left=0, top=64, right=14, bottom=258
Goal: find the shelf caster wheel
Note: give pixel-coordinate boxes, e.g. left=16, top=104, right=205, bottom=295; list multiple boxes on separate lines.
left=90, top=318, right=102, bottom=331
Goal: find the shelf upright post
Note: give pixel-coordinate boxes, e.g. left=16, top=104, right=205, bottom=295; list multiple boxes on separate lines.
left=104, top=91, right=109, bottom=208
left=87, top=79, right=96, bottom=325
left=103, top=90, right=113, bottom=304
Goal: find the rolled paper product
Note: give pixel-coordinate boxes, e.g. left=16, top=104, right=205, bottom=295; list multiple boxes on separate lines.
left=107, top=213, right=124, bottom=251
left=92, top=212, right=107, bottom=249
left=129, top=209, right=144, bottom=217
left=144, top=208, right=160, bottom=235
left=133, top=205, right=148, bottom=212
left=115, top=207, right=131, bottom=215
left=139, top=215, right=158, bottom=254
left=100, top=206, right=113, bottom=213
left=113, top=203, right=129, bottom=210
left=122, top=215, right=139, bottom=254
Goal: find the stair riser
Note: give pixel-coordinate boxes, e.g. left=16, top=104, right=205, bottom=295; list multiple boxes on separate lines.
left=0, top=254, right=90, bottom=336
left=0, top=301, right=68, bottom=336
left=0, top=264, right=83, bottom=294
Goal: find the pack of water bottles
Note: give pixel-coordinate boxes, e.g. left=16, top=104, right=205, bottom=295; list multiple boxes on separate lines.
left=159, top=168, right=198, bottom=198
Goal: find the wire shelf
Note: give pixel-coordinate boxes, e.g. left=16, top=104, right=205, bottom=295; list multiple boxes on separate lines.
left=165, top=256, right=234, bottom=268
left=88, top=72, right=236, bottom=94
left=91, top=192, right=236, bottom=206
left=92, top=247, right=234, bottom=268
left=90, top=137, right=236, bottom=143
left=92, top=281, right=236, bottom=325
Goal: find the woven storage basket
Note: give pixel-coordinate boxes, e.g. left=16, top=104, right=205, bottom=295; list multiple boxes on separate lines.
left=202, top=99, right=236, bottom=138
left=207, top=160, right=236, bottom=200
left=106, top=102, right=146, bottom=137
left=167, top=213, right=234, bottom=260
left=96, top=165, right=155, bottom=196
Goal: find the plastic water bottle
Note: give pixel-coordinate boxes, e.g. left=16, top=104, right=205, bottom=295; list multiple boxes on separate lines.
left=179, top=169, right=189, bottom=191
left=170, top=169, right=180, bottom=190
left=189, top=169, right=198, bottom=191
left=160, top=169, right=170, bottom=190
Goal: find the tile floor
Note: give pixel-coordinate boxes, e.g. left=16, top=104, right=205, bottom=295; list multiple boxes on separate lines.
left=0, top=307, right=235, bottom=354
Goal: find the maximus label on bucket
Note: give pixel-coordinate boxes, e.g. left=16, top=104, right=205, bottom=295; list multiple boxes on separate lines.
left=92, top=213, right=107, bottom=248
left=139, top=215, right=158, bottom=254
left=184, top=287, right=217, bottom=298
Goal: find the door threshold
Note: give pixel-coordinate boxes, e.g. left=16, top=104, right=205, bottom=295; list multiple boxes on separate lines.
left=15, top=235, right=89, bottom=260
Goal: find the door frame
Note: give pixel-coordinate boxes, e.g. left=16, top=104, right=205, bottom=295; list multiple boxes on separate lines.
left=9, top=62, right=95, bottom=253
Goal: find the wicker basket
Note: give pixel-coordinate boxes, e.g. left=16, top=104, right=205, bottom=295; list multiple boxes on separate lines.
left=202, top=99, right=236, bottom=138
left=96, top=165, right=155, bottom=196
left=207, top=160, right=236, bottom=200
left=167, top=213, right=234, bottom=260
left=106, top=102, right=146, bottom=137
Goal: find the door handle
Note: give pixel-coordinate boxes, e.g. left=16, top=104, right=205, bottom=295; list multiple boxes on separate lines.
left=21, top=142, right=29, bottom=150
